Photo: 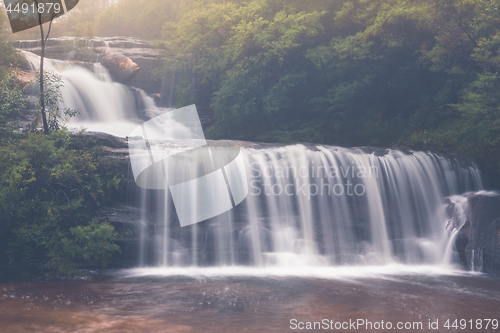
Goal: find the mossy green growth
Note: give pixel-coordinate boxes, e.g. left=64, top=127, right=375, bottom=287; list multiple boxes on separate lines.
left=0, top=130, right=124, bottom=277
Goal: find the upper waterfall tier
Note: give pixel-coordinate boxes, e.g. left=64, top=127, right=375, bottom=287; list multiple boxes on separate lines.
left=20, top=50, right=171, bottom=137
left=15, top=37, right=163, bottom=94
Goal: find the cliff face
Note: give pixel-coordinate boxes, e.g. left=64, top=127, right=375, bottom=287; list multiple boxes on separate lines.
left=13, top=37, right=163, bottom=95
left=452, top=192, right=500, bottom=273
left=466, top=194, right=500, bottom=273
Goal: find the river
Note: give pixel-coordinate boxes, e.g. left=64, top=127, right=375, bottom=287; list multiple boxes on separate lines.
left=1, top=268, right=499, bottom=332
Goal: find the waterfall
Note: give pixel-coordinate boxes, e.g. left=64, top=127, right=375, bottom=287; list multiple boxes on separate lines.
left=21, top=50, right=168, bottom=137
left=132, top=144, right=483, bottom=268
left=18, top=50, right=484, bottom=270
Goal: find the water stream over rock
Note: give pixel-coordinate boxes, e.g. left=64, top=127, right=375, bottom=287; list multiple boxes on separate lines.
left=7, top=40, right=500, bottom=333
left=19, top=48, right=487, bottom=272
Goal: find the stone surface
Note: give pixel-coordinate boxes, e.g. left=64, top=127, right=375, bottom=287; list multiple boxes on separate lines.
left=453, top=192, right=500, bottom=273
left=97, top=46, right=163, bottom=94
left=466, top=193, right=500, bottom=273
left=76, top=131, right=129, bottom=149
left=99, top=205, right=141, bottom=268
left=13, top=37, right=164, bottom=93
left=100, top=52, right=140, bottom=83
left=15, top=70, right=34, bottom=83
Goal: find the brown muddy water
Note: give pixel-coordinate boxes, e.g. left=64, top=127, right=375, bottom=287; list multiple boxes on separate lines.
left=0, top=268, right=499, bottom=333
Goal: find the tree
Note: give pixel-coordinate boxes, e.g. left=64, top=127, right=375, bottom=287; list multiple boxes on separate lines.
left=0, top=70, right=27, bottom=139
left=95, top=0, right=183, bottom=38
left=33, top=71, right=78, bottom=132
left=33, top=0, right=57, bottom=134
left=0, top=9, right=27, bottom=140
left=162, top=0, right=328, bottom=139
left=0, top=9, right=17, bottom=79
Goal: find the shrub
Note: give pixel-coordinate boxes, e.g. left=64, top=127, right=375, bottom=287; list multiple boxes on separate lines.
left=0, top=131, right=124, bottom=277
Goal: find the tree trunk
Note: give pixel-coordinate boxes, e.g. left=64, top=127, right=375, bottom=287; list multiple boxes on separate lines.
left=35, top=0, right=55, bottom=135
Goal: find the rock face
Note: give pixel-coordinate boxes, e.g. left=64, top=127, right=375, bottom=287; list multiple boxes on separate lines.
left=100, top=205, right=141, bottom=268
left=466, top=193, right=500, bottom=273
left=126, top=54, right=162, bottom=96
left=76, top=131, right=129, bottom=149
left=13, top=37, right=164, bottom=94
left=76, top=132, right=138, bottom=268
left=452, top=192, right=500, bottom=273
left=100, top=52, right=140, bottom=83
left=15, top=70, right=34, bottom=84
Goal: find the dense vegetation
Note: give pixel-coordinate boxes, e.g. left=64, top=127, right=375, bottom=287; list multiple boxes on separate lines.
left=0, top=131, right=123, bottom=277
left=0, top=96, right=123, bottom=277
left=1, top=0, right=500, bottom=276
left=0, top=10, right=24, bottom=136
left=6, top=0, right=185, bottom=39
left=0, top=88, right=123, bottom=277
left=24, top=0, right=494, bottom=182
left=0, top=11, right=123, bottom=277
left=9, top=0, right=499, bottom=187
left=157, top=0, right=500, bottom=186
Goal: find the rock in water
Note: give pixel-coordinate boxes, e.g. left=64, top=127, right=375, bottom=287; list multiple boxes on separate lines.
left=452, top=192, right=500, bottom=273
left=100, top=52, right=140, bottom=83
left=467, top=193, right=500, bottom=273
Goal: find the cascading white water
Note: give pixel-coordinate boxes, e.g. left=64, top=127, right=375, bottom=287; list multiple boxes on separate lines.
left=21, top=50, right=167, bottom=137
left=135, top=144, right=483, bottom=268
left=443, top=194, right=470, bottom=266
left=19, top=50, right=484, bottom=270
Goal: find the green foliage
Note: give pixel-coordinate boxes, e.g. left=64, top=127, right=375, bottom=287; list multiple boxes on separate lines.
left=172, top=73, right=196, bottom=108
left=163, top=0, right=328, bottom=139
left=33, top=71, right=79, bottom=133
left=0, top=10, right=17, bottom=79
left=47, top=218, right=120, bottom=275
left=0, top=70, right=28, bottom=138
left=0, top=131, right=123, bottom=276
left=95, top=0, right=183, bottom=39
left=160, top=0, right=500, bottom=186
left=7, top=0, right=500, bottom=182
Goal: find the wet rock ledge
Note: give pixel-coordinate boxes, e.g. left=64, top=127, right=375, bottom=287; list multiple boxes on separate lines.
left=13, top=37, right=162, bottom=94
left=453, top=192, right=500, bottom=273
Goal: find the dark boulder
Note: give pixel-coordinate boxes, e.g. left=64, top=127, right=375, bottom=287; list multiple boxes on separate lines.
left=76, top=131, right=128, bottom=149
left=453, top=192, right=500, bottom=273
left=466, top=193, right=500, bottom=273
left=97, top=47, right=163, bottom=94
left=100, top=52, right=140, bottom=83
